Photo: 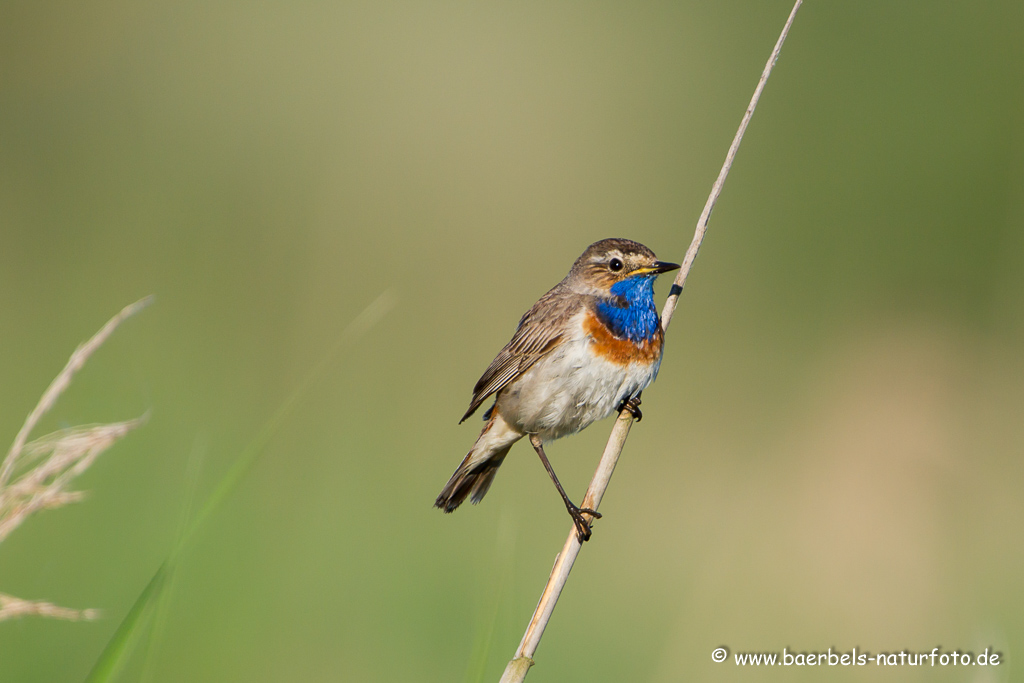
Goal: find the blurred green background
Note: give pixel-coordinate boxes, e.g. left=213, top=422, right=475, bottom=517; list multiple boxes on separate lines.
left=2, top=1, right=1022, bottom=681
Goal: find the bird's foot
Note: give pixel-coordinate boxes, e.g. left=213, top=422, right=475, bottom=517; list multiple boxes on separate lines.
left=618, top=396, right=643, bottom=421
left=568, top=504, right=602, bottom=543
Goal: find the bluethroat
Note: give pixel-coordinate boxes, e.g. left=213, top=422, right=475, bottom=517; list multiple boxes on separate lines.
left=435, top=238, right=679, bottom=541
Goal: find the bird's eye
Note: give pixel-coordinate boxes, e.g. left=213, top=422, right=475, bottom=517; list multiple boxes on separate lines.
left=609, top=258, right=623, bottom=272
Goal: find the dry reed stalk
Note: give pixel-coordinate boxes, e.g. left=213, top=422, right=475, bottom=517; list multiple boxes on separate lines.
left=499, top=3, right=803, bottom=679
left=0, top=593, right=100, bottom=622
left=0, top=298, right=151, bottom=622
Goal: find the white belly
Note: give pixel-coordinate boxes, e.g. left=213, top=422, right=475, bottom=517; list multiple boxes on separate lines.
left=495, top=331, right=661, bottom=442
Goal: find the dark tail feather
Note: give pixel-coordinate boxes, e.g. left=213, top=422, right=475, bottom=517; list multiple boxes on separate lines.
left=434, top=446, right=511, bottom=512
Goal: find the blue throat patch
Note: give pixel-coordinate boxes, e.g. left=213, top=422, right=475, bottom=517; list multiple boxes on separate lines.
left=594, top=275, right=660, bottom=342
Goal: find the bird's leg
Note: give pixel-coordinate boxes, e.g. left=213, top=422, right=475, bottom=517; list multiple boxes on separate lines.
left=617, top=395, right=643, bottom=421
left=528, top=434, right=601, bottom=543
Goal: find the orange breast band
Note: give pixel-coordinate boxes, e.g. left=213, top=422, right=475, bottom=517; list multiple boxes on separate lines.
left=583, top=310, right=663, bottom=366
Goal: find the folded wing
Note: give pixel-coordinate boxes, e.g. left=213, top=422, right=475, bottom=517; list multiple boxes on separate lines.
left=460, top=288, right=573, bottom=422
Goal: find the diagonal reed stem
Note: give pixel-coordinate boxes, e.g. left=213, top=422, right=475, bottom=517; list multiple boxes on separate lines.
left=499, top=2, right=803, bottom=680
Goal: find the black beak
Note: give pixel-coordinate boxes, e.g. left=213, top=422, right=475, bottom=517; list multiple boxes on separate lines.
left=651, top=260, right=681, bottom=274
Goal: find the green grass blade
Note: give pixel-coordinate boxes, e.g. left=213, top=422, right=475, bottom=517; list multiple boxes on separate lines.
left=83, top=291, right=396, bottom=683
left=138, top=439, right=208, bottom=683
left=181, top=289, right=396, bottom=547
left=83, top=564, right=167, bottom=683
left=463, top=519, right=516, bottom=683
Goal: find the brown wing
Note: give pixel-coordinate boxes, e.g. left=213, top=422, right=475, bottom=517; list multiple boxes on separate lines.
left=460, top=286, right=573, bottom=422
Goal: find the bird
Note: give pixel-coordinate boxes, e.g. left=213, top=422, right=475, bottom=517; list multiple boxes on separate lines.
left=434, top=238, right=679, bottom=542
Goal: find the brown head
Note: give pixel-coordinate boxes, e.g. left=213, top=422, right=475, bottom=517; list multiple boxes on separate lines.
left=566, top=238, right=679, bottom=294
